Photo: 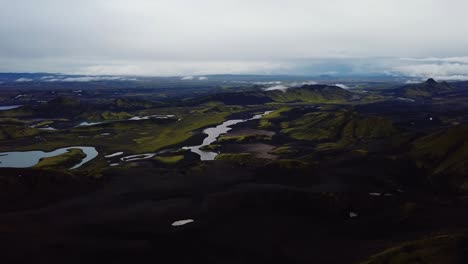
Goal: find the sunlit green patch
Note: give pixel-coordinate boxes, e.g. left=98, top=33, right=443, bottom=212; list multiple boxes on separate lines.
left=215, top=153, right=265, bottom=165
left=217, top=134, right=272, bottom=143
left=153, top=155, right=184, bottom=165
left=360, top=234, right=468, bottom=264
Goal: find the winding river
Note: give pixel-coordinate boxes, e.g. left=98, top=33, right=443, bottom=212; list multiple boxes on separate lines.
left=183, top=111, right=272, bottom=161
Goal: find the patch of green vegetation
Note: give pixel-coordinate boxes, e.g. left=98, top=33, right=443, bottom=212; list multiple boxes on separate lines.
left=215, top=153, right=265, bottom=165
left=410, top=125, right=468, bottom=189
left=0, top=106, right=33, bottom=118
left=398, top=79, right=452, bottom=99
left=269, top=146, right=299, bottom=156
left=360, top=234, right=468, bottom=264
left=345, top=116, right=397, bottom=139
left=83, top=111, right=133, bottom=121
left=259, top=107, right=292, bottom=129
left=200, top=144, right=221, bottom=151
left=282, top=112, right=348, bottom=141
left=279, top=111, right=397, bottom=149
left=34, top=120, right=55, bottom=127
left=0, top=118, right=28, bottom=125
left=153, top=155, right=184, bottom=165
left=0, top=125, right=41, bottom=140
left=114, top=98, right=159, bottom=109
left=34, top=148, right=86, bottom=170
left=266, top=85, right=354, bottom=103
left=271, top=159, right=309, bottom=169
left=217, top=134, right=272, bottom=143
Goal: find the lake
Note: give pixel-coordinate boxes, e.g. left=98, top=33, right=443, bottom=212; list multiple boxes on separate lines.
left=0, top=146, right=98, bottom=170
left=0, top=105, right=22, bottom=111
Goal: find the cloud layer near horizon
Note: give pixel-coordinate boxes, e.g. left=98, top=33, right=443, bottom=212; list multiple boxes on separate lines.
left=1, top=0, right=468, bottom=78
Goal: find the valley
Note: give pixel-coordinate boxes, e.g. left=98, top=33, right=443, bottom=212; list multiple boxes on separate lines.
left=1, top=77, right=468, bottom=263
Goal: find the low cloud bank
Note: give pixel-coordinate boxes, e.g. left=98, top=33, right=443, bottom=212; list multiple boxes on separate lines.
left=394, top=58, right=468, bottom=81
left=334, top=83, right=350, bottom=89
left=181, top=76, right=209, bottom=81
left=263, top=81, right=318, bottom=92
left=33, top=75, right=136, bottom=82
left=15, top=78, right=33, bottom=82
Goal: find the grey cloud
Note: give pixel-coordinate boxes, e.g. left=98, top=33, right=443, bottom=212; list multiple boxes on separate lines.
left=393, top=63, right=468, bottom=81
left=1, top=1, right=468, bottom=75
left=263, top=81, right=318, bottom=92
left=15, top=78, right=33, bottom=82
left=334, top=84, right=350, bottom=89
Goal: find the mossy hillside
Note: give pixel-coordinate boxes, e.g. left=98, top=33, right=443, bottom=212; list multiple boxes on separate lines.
left=410, top=125, right=468, bottom=189
left=266, top=85, right=355, bottom=103
left=217, top=134, right=272, bottom=143
left=34, top=148, right=86, bottom=170
left=215, top=153, right=267, bottom=166
left=193, top=84, right=355, bottom=106
left=199, top=144, right=221, bottom=151
left=81, top=111, right=133, bottom=121
left=258, top=107, right=292, bottom=130
left=0, top=125, right=41, bottom=140
left=153, top=155, right=184, bottom=165
left=280, top=111, right=397, bottom=144
left=282, top=112, right=348, bottom=141
left=396, top=78, right=453, bottom=99
left=360, top=234, right=468, bottom=264
left=0, top=106, right=33, bottom=118
left=269, top=146, right=301, bottom=157
left=113, top=98, right=160, bottom=110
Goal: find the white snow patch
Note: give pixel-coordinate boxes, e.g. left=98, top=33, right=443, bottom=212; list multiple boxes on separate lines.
left=105, top=152, right=124, bottom=158
left=38, top=127, right=58, bottom=131
left=171, top=219, right=194, bottom=227
left=121, top=153, right=155, bottom=162
left=349, top=212, right=358, bottom=218
left=397, top=97, right=416, bottom=103
left=77, top=121, right=103, bottom=127
left=129, top=115, right=174, bottom=121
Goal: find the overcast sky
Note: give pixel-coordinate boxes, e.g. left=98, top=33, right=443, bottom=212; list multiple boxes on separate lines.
left=1, top=0, right=468, bottom=79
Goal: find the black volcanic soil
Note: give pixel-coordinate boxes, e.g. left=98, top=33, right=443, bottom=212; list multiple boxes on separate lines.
left=2, top=161, right=468, bottom=264
left=223, top=143, right=277, bottom=159
left=227, top=128, right=275, bottom=137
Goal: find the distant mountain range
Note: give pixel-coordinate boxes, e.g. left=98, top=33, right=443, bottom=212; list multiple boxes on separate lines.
left=195, top=84, right=357, bottom=105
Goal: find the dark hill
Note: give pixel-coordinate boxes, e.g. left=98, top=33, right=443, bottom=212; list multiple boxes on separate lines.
left=396, top=78, right=452, bottom=99
left=266, top=85, right=355, bottom=103
left=195, top=85, right=356, bottom=105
